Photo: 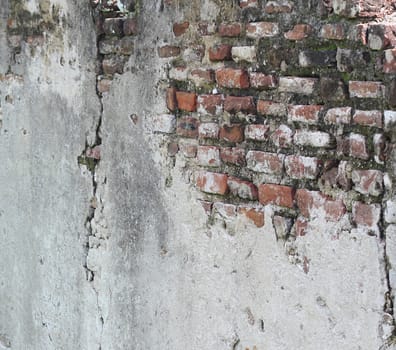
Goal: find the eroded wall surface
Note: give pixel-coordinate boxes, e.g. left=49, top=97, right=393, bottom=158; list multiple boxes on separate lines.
left=1, top=0, right=396, bottom=349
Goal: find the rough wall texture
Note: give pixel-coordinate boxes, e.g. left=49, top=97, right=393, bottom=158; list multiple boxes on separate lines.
left=1, top=0, right=396, bottom=349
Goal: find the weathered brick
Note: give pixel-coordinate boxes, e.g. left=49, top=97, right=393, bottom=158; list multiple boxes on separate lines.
left=169, top=66, right=188, bottom=81
left=103, top=18, right=124, bottom=36
left=189, top=69, right=214, bottom=86
left=368, top=23, right=396, bottom=50
left=353, top=202, right=381, bottom=227
left=385, top=110, right=396, bottom=131
left=353, top=110, right=383, bottom=128
left=177, top=117, right=199, bottom=138
left=320, top=77, right=347, bottom=101
left=158, top=45, right=181, bottom=58
left=285, top=155, right=321, bottom=180
left=213, top=202, right=237, bottom=218
left=173, top=21, right=189, bottom=36
left=224, top=96, right=255, bottom=114
left=249, top=73, right=277, bottom=89
left=288, top=105, right=323, bottom=124
left=385, top=199, right=396, bottom=224
left=219, top=23, right=242, bottom=37
left=246, top=151, right=284, bottom=174
left=179, top=140, right=197, bottom=158
left=270, top=125, right=293, bottom=148
left=198, top=123, right=219, bottom=139
left=196, top=172, right=228, bottom=195
left=150, top=114, right=176, bottom=133
left=294, top=216, right=308, bottom=237
left=102, top=56, right=125, bottom=75
left=220, top=147, right=246, bottom=166
left=259, top=184, right=294, bottom=208
left=279, top=77, right=318, bottom=95
left=215, top=68, right=250, bottom=89
left=299, top=50, right=337, bottom=68
left=239, top=0, right=258, bottom=8
left=197, top=146, right=221, bottom=167
left=231, top=46, right=257, bottom=63
left=324, top=107, right=352, bottom=124
left=123, top=17, right=138, bottom=36
left=294, top=130, right=333, bottom=148
left=238, top=206, right=264, bottom=227
left=257, top=100, right=287, bottom=116
left=284, top=24, right=312, bottom=41
left=245, top=124, right=270, bottom=141
left=167, top=142, right=179, bottom=156
left=228, top=177, right=258, bottom=200
left=349, top=133, right=370, bottom=160
left=384, top=49, right=396, bottom=73
left=349, top=81, right=384, bottom=98
left=219, top=124, right=245, bottom=143
left=246, top=22, right=279, bottom=39
left=86, top=146, right=101, bottom=160
left=197, top=94, right=224, bottom=116
left=373, top=134, right=386, bottom=164
left=320, top=23, right=345, bottom=40
left=336, top=48, right=370, bottom=73
left=197, top=22, right=217, bottom=36
left=208, top=44, right=232, bottom=61
left=264, top=1, right=293, bottom=13
left=199, top=200, right=213, bottom=215
left=182, top=45, right=205, bottom=63
left=352, top=169, right=383, bottom=196
left=97, top=78, right=112, bottom=94
left=175, top=92, right=197, bottom=112
left=273, top=215, right=293, bottom=239
left=166, top=87, right=177, bottom=112
left=119, top=37, right=134, bottom=55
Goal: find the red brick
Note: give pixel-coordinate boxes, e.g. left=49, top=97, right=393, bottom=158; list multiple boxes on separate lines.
left=285, top=155, right=321, bottom=180
left=218, top=23, right=242, bottom=37
left=123, top=18, right=138, bottom=36
left=166, top=87, right=177, bottom=112
left=271, top=125, right=293, bottom=148
left=324, top=107, right=352, bottom=124
left=224, top=96, right=255, bottom=114
left=175, top=92, right=197, bottom=112
left=197, top=94, right=224, bottom=116
left=215, top=68, right=250, bottom=89
left=353, top=202, right=381, bottom=227
left=349, top=133, right=369, bottom=160
left=198, top=123, right=219, bottom=139
left=189, top=69, right=214, bottom=86
left=246, top=22, right=279, bottom=39
left=228, top=176, right=258, bottom=200
left=238, top=206, right=264, bottom=227
left=213, top=202, right=236, bottom=218
left=352, top=169, right=383, bottom=196
left=349, top=81, right=384, bottom=98
left=284, top=24, right=312, bottom=41
left=288, top=105, right=322, bottom=124
left=249, top=73, right=277, bottom=89
left=294, top=216, right=308, bottom=236
left=177, top=117, right=199, bottom=138
left=179, top=141, right=197, bottom=158
left=353, top=110, right=383, bottom=128
left=320, top=23, right=345, bottom=40
left=219, top=124, right=244, bottom=143
left=259, top=184, right=295, bottom=208
left=208, top=44, right=232, bottom=61
left=246, top=151, right=284, bottom=174
left=245, top=124, right=270, bottom=141
left=197, top=146, right=221, bottom=167
left=196, top=172, right=228, bottom=195
left=199, top=200, right=213, bottom=215
left=257, top=100, right=287, bottom=116
left=239, top=0, right=258, bottom=8
left=384, top=49, right=396, bottom=74
left=158, top=45, right=181, bottom=58
left=264, top=1, right=293, bottom=13
left=220, top=147, right=246, bottom=166
left=173, top=21, right=189, bottom=36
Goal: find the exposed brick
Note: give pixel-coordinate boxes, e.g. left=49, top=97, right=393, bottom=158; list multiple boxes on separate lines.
left=288, top=105, right=323, bottom=124
left=285, top=155, right=321, bottom=180
left=246, top=22, right=279, bottom=39
left=213, top=202, right=236, bottom=218
left=219, top=23, right=242, bottom=37
left=385, top=110, right=396, bottom=131
left=215, top=68, right=250, bottom=89
left=349, top=133, right=370, bottom=160
left=219, top=124, right=245, bottom=143
left=97, top=78, right=112, bottom=93
left=239, top=0, right=258, bottom=7
left=284, top=24, right=312, bottom=41
left=299, top=50, right=337, bottom=68
left=231, top=46, right=257, bottom=63
left=197, top=146, right=221, bottom=167
left=179, top=140, right=197, bottom=158
left=238, top=206, right=264, bottom=227
left=373, top=134, right=386, bottom=164
left=320, top=23, right=345, bottom=40
left=352, top=202, right=381, bottom=227
left=352, top=169, right=383, bottom=196
left=167, top=142, right=179, bottom=156
left=368, top=23, right=396, bottom=50
left=196, top=172, right=228, bottom=195
left=246, top=151, right=284, bottom=174
left=264, top=1, right=293, bottom=13
left=271, top=124, right=293, bottom=148
left=249, top=73, right=277, bottom=89
left=257, top=100, right=287, bottom=116
left=258, top=184, right=294, bottom=208
left=158, top=45, right=181, bottom=58
left=294, top=130, right=333, bottom=148
left=102, top=56, right=125, bottom=75
left=189, top=69, right=215, bottom=86
left=123, top=17, right=138, bottom=36
left=198, top=22, right=217, bottom=36
left=166, top=87, right=177, bottom=112
left=384, top=49, right=396, bottom=74
left=273, top=215, right=293, bottom=239
left=208, top=44, right=232, bottom=61
left=320, top=77, right=347, bottom=101
left=197, top=94, right=224, bottom=116
left=198, top=123, right=219, bottom=139
left=294, top=216, right=308, bottom=237
left=279, top=77, right=318, bottom=95
left=99, top=38, right=120, bottom=55
left=228, top=177, right=258, bottom=200
left=220, top=147, right=246, bottom=166
left=349, top=81, right=384, bottom=98
left=324, top=107, right=352, bottom=124
left=353, top=110, right=383, bottom=128
left=119, top=37, right=134, bottom=55
left=177, top=117, right=199, bottom=138
left=245, top=124, right=270, bottom=141
left=103, top=18, right=124, bottom=36
left=86, top=146, right=101, bottom=160
left=169, top=66, right=188, bottom=81
left=175, top=91, right=197, bottom=112
left=224, top=96, right=255, bottom=114
left=182, top=45, right=205, bottom=63
left=173, top=21, right=189, bottom=36
left=150, top=114, right=176, bottom=133
left=199, top=200, right=213, bottom=215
